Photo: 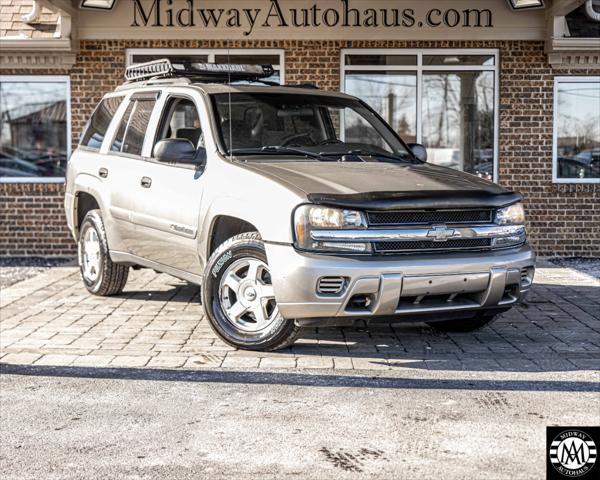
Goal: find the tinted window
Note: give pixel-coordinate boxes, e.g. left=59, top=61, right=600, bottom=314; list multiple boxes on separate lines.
left=111, top=102, right=134, bottom=152
left=110, top=98, right=155, bottom=155
left=122, top=99, right=155, bottom=155
left=80, top=96, right=123, bottom=150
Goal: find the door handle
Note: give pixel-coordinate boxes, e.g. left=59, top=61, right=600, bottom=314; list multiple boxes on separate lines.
left=98, top=167, right=108, bottom=178
left=140, top=176, right=152, bottom=188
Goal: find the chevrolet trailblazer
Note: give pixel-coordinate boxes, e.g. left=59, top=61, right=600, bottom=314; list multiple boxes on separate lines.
left=65, top=60, right=535, bottom=351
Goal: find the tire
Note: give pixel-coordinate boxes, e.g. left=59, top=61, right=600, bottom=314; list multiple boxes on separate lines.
left=426, top=312, right=497, bottom=333
left=202, top=232, right=302, bottom=351
left=78, top=209, right=129, bottom=296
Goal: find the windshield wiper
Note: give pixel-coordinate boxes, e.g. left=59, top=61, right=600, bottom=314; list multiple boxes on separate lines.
left=230, top=146, right=329, bottom=160
left=319, top=150, right=416, bottom=163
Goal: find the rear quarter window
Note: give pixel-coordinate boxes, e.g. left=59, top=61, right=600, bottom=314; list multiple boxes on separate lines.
left=79, top=96, right=123, bottom=150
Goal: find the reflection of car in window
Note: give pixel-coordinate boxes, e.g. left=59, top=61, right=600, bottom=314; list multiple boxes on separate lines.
left=65, top=59, right=535, bottom=351
left=558, top=148, right=600, bottom=179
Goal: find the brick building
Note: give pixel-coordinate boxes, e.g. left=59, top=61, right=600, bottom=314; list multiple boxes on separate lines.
left=0, top=0, right=599, bottom=257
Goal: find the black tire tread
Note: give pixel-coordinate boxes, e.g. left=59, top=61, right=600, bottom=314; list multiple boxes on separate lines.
left=203, top=231, right=302, bottom=351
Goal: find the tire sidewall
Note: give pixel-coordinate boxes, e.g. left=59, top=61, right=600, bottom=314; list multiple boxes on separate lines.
left=78, top=211, right=107, bottom=294
left=202, top=235, right=292, bottom=349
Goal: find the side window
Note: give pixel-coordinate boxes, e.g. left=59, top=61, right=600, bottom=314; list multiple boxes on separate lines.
left=155, top=97, right=203, bottom=153
left=111, top=101, right=134, bottom=152
left=80, top=96, right=123, bottom=150
left=110, top=98, right=156, bottom=155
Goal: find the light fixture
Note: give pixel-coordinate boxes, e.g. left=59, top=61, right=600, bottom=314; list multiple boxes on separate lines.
left=506, top=0, right=545, bottom=10
left=80, top=0, right=118, bottom=10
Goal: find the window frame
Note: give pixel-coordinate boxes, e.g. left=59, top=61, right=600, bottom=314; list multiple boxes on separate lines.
left=340, top=48, right=500, bottom=182
left=125, top=48, right=286, bottom=84
left=552, top=75, right=600, bottom=184
left=0, top=75, right=72, bottom=184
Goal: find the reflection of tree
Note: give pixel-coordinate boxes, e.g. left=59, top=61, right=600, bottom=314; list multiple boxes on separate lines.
left=423, top=71, right=494, bottom=175
left=557, top=86, right=600, bottom=157
left=346, top=73, right=416, bottom=142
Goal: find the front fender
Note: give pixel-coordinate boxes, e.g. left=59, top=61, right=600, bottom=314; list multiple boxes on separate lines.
left=198, top=192, right=302, bottom=266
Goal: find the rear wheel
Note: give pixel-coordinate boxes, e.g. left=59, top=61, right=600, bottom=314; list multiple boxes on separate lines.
left=426, top=312, right=497, bottom=333
left=78, top=209, right=129, bottom=296
left=202, top=232, right=301, bottom=351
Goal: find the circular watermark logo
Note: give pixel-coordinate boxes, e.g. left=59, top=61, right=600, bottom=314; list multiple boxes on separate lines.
left=550, top=429, right=597, bottom=477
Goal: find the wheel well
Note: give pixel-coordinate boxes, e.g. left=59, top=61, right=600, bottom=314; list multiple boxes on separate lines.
left=76, top=192, right=100, bottom=233
left=209, top=216, right=258, bottom=255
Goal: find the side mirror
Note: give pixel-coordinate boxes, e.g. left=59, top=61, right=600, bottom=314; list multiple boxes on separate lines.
left=408, top=143, right=427, bottom=162
left=155, top=139, right=205, bottom=165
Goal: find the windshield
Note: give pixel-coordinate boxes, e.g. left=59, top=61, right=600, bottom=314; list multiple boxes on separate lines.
left=211, top=92, right=413, bottom=161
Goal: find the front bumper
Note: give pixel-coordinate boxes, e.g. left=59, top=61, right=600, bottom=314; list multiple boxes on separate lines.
left=265, top=243, right=535, bottom=321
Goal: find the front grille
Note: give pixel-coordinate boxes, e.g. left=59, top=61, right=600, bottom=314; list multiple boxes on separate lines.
left=374, top=238, right=492, bottom=253
left=317, top=276, right=347, bottom=295
left=367, top=209, right=493, bottom=226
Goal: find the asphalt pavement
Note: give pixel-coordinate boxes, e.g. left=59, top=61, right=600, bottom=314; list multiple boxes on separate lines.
left=1, top=364, right=598, bottom=479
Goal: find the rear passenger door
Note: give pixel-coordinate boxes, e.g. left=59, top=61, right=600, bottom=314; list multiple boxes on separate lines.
left=102, top=92, right=159, bottom=254
left=131, top=93, right=206, bottom=274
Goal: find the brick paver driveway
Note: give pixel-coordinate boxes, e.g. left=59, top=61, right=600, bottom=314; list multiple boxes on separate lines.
left=1, top=262, right=599, bottom=372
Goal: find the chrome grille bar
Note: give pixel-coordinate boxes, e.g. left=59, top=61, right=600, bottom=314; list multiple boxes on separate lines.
left=310, top=225, right=525, bottom=242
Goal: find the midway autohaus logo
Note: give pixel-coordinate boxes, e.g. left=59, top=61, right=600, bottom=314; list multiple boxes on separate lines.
left=547, top=427, right=599, bottom=479
left=130, top=0, right=494, bottom=35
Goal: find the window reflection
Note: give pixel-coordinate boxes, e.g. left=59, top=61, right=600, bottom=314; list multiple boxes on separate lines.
left=422, top=71, right=495, bottom=180
left=556, top=81, right=600, bottom=180
left=345, top=72, right=417, bottom=143
left=0, top=80, right=69, bottom=178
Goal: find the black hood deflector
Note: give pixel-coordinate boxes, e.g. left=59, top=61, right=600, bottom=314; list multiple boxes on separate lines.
left=307, top=190, right=522, bottom=210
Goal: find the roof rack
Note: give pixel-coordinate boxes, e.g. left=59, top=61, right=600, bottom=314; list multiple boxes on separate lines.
left=124, top=58, right=275, bottom=83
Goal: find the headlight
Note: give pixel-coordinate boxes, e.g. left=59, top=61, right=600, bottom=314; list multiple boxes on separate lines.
left=494, top=202, right=526, bottom=248
left=495, top=202, right=525, bottom=225
left=294, top=205, right=371, bottom=253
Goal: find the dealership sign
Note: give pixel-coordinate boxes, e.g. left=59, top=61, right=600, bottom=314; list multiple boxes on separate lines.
left=130, top=0, right=494, bottom=35
left=76, top=0, right=545, bottom=40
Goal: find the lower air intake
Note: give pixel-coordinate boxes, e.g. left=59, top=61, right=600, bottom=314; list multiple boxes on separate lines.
left=317, top=276, right=347, bottom=295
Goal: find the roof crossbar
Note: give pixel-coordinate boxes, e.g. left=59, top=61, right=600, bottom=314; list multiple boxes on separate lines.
left=124, top=58, right=275, bottom=83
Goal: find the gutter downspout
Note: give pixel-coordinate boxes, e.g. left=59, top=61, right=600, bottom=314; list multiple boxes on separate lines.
left=20, top=0, right=71, bottom=40
left=21, top=1, right=41, bottom=23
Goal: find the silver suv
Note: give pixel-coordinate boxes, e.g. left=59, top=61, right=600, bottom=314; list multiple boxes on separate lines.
left=65, top=60, right=535, bottom=351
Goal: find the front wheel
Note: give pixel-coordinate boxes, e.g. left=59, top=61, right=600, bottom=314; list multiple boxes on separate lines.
left=202, top=232, right=301, bottom=351
left=426, top=312, right=498, bottom=333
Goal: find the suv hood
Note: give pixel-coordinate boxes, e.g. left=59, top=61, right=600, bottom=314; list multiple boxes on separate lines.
left=241, top=160, right=521, bottom=210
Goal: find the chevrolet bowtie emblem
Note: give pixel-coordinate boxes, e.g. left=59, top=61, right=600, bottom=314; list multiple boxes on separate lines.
left=426, top=225, right=456, bottom=242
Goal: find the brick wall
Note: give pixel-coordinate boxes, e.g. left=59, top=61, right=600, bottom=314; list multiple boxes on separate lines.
left=1, top=39, right=598, bottom=257
left=0, top=183, right=74, bottom=256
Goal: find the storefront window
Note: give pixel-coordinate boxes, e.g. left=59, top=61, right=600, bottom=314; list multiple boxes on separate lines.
left=422, top=71, right=494, bottom=176
left=126, top=49, right=284, bottom=84
left=342, top=50, right=498, bottom=181
left=345, top=72, right=417, bottom=143
left=553, top=77, right=600, bottom=183
left=0, top=76, right=70, bottom=181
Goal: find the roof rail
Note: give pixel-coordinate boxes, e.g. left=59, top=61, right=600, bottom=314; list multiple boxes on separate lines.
left=124, top=58, right=275, bottom=83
